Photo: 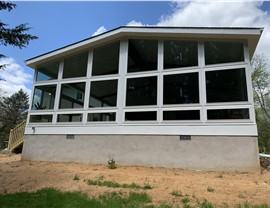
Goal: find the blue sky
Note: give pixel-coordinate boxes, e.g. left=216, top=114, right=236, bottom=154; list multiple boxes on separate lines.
left=1, top=1, right=270, bottom=96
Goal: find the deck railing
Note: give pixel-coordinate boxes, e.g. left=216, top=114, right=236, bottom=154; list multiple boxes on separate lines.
left=8, top=120, right=26, bottom=151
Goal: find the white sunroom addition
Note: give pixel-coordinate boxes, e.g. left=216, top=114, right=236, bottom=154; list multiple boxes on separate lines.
left=23, top=26, right=263, bottom=172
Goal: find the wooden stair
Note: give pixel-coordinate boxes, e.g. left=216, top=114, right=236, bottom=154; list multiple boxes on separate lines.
left=8, top=120, right=26, bottom=151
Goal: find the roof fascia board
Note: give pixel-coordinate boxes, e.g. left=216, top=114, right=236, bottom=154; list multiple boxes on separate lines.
left=26, top=27, right=262, bottom=68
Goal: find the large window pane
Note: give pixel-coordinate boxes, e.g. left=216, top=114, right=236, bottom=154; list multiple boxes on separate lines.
left=88, top=112, right=116, bottom=122
left=59, top=82, right=85, bottom=109
left=32, top=85, right=56, bottom=110
left=57, top=114, right=82, bottom=122
left=206, top=68, right=248, bottom=103
left=128, top=39, right=158, bottom=73
left=163, top=73, right=199, bottom=105
left=164, top=40, right=198, bottom=69
left=163, top=110, right=200, bottom=120
left=36, top=61, right=59, bottom=81
left=205, top=41, right=244, bottom=65
left=92, top=42, right=119, bottom=76
left=125, top=111, right=157, bottom=121
left=63, top=52, right=88, bottom=78
left=126, top=76, right=157, bottom=106
left=207, top=109, right=249, bottom=120
left=89, top=80, right=118, bottom=107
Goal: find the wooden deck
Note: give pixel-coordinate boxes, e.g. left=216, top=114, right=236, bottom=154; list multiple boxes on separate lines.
left=8, top=120, right=26, bottom=151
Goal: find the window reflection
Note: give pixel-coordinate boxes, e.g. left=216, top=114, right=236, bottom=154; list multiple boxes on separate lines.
left=88, top=113, right=116, bottom=122
left=163, top=73, right=199, bottom=105
left=30, top=115, right=53, bottom=123
left=57, top=114, right=82, bottom=122
left=36, top=62, right=59, bottom=81
left=126, top=76, right=157, bottom=106
left=207, top=109, right=249, bottom=120
left=128, top=39, right=158, bottom=73
left=92, top=42, right=119, bottom=76
left=89, top=80, right=118, bottom=108
left=205, top=41, right=244, bottom=65
left=63, top=52, right=88, bottom=78
left=32, top=85, right=56, bottom=110
left=206, top=68, right=248, bottom=103
left=59, top=82, right=85, bottom=109
left=164, top=40, right=198, bottom=69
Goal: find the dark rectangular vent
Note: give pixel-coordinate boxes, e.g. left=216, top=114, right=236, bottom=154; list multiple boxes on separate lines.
left=180, top=135, right=191, bottom=141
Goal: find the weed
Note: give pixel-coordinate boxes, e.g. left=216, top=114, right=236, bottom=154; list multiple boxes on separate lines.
left=87, top=179, right=152, bottom=190
left=181, top=197, right=190, bottom=204
left=199, top=200, right=214, bottom=208
left=170, top=190, right=182, bottom=197
left=73, top=174, right=79, bottom=180
left=143, top=183, right=153, bottom=189
left=207, top=186, right=215, bottom=192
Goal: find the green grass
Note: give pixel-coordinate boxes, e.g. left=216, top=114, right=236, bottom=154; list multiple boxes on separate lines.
left=73, top=174, right=79, bottom=180
left=87, top=179, right=152, bottom=190
left=0, top=188, right=152, bottom=208
left=170, top=190, right=182, bottom=197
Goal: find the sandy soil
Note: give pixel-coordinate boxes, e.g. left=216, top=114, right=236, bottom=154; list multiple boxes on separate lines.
left=0, top=153, right=270, bottom=207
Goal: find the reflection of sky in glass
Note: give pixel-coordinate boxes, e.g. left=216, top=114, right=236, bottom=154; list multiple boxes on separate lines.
left=36, top=72, right=49, bottom=81
left=32, top=88, right=42, bottom=109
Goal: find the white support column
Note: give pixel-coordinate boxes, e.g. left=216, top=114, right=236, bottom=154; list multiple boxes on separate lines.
left=198, top=41, right=207, bottom=123
left=53, top=61, right=64, bottom=124
left=116, top=39, right=128, bottom=124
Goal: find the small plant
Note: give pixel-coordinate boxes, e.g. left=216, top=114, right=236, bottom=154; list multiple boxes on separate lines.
left=199, top=200, right=214, bottom=208
left=143, top=183, right=153, bottom=190
left=215, top=174, right=223, bottom=178
left=181, top=197, right=190, bottom=204
left=73, top=175, right=79, bottom=180
left=107, top=154, right=116, bottom=169
left=170, top=190, right=182, bottom=197
left=207, top=186, right=215, bottom=192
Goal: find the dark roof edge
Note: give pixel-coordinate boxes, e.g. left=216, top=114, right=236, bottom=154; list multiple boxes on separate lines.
left=26, top=26, right=263, bottom=63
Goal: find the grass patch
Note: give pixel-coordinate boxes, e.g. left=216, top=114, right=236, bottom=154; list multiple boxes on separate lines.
left=207, top=186, right=215, bottom=192
left=181, top=197, right=190, bottom=204
left=0, top=188, right=151, bottom=208
left=87, top=179, right=152, bottom=190
left=73, top=174, right=79, bottom=180
left=170, top=190, right=182, bottom=197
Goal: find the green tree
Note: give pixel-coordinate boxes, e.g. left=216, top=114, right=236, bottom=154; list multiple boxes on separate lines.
left=0, top=1, right=38, bottom=69
left=0, top=89, right=29, bottom=149
left=251, top=54, right=270, bottom=153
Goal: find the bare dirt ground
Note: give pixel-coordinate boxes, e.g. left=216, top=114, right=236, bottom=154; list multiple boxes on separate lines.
left=0, top=153, right=270, bottom=207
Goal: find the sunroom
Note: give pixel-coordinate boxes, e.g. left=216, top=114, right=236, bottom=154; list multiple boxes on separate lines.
left=23, top=26, right=263, bottom=172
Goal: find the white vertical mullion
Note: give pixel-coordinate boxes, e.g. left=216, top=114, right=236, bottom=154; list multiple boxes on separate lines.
left=157, top=40, right=163, bottom=123
left=53, top=61, right=64, bottom=124
left=117, top=39, right=128, bottom=125
left=198, top=41, right=206, bottom=123
left=244, top=41, right=256, bottom=123
left=83, top=50, right=93, bottom=124
left=27, top=70, right=37, bottom=124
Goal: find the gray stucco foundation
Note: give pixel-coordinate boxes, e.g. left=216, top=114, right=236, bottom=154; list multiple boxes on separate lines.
left=22, top=134, right=260, bottom=172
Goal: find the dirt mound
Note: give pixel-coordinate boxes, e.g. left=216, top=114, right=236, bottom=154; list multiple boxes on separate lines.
left=0, top=154, right=270, bottom=207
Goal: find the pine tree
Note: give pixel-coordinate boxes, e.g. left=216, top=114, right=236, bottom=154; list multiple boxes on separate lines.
left=0, top=89, right=29, bottom=149
left=0, top=1, right=38, bottom=69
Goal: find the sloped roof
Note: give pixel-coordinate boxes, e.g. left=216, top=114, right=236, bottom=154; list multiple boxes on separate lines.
left=26, top=26, right=263, bottom=69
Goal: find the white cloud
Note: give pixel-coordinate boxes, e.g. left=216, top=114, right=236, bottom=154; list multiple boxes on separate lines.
left=127, top=20, right=144, bottom=27
left=157, top=1, right=270, bottom=62
left=92, top=26, right=107, bottom=36
left=0, top=58, right=32, bottom=97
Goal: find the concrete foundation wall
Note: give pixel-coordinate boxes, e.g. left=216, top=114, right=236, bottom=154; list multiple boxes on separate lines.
left=22, top=134, right=260, bottom=172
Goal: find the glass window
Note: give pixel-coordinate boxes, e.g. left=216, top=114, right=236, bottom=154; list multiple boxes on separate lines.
left=205, top=41, right=244, bottom=65
left=128, top=39, right=158, bottom=73
left=206, top=68, right=248, bottom=103
left=92, top=42, right=120, bottom=76
left=163, top=110, right=200, bottom=120
left=29, top=115, right=53, bottom=123
left=164, top=40, right=198, bottom=69
left=207, top=109, right=249, bottom=120
left=57, top=114, right=83, bottom=122
left=125, top=111, right=156, bottom=121
left=163, top=73, right=199, bottom=105
left=63, top=52, right=88, bottom=79
left=36, top=61, right=59, bottom=81
left=87, top=112, right=116, bottom=122
left=89, top=80, right=118, bottom=108
left=126, top=76, right=157, bottom=106
left=32, top=85, right=56, bottom=110
left=59, top=82, right=85, bottom=109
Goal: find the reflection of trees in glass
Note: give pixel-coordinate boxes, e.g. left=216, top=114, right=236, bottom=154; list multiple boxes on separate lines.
left=164, top=40, right=198, bottom=69
left=205, top=41, right=244, bottom=65
left=34, top=102, right=46, bottom=110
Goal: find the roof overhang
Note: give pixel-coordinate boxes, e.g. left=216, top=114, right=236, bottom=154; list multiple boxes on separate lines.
left=26, top=26, right=263, bottom=69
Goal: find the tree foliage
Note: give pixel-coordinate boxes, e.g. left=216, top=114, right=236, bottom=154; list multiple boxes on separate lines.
left=251, top=54, right=270, bottom=153
left=0, top=1, right=38, bottom=69
left=0, top=89, right=29, bottom=149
